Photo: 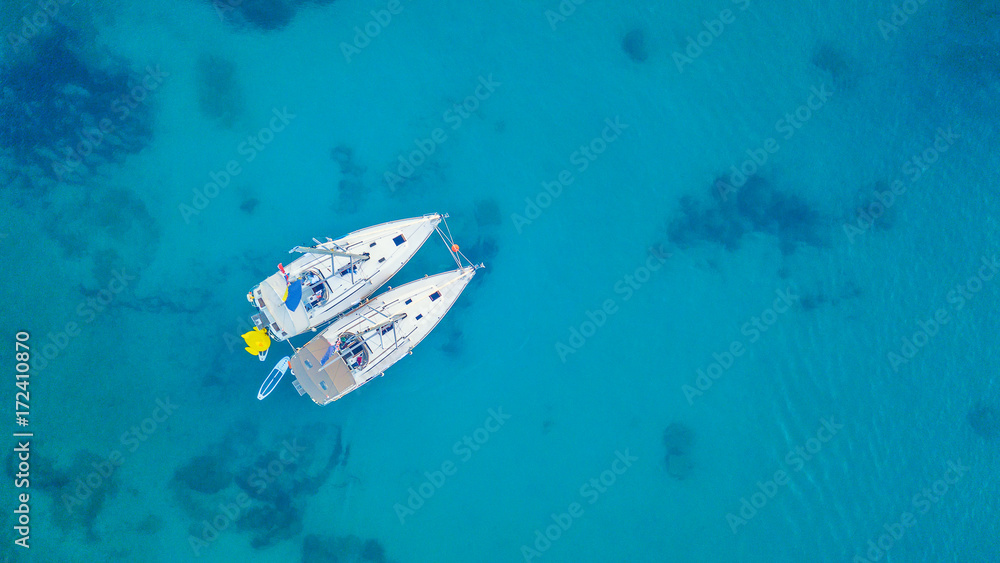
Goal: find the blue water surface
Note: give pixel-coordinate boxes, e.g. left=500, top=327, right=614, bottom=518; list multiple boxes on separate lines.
left=1, top=0, right=998, bottom=562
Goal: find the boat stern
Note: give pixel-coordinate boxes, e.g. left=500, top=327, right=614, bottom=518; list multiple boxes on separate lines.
left=289, top=335, right=358, bottom=405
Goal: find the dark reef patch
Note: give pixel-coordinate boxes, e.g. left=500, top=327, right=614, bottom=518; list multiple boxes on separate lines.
left=42, top=184, right=161, bottom=279
left=174, top=455, right=232, bottom=494
left=474, top=198, right=502, bottom=227
left=361, top=538, right=387, bottom=562
left=134, top=514, right=164, bottom=535
left=173, top=420, right=351, bottom=552
left=331, top=145, right=368, bottom=213
left=968, top=403, right=1000, bottom=439
left=662, top=422, right=695, bottom=480
left=0, top=23, right=155, bottom=185
left=302, top=533, right=339, bottom=562
left=232, top=0, right=296, bottom=31
left=6, top=447, right=117, bottom=538
left=623, top=28, right=649, bottom=62
left=302, top=534, right=396, bottom=563
left=668, top=176, right=824, bottom=255
left=914, top=1, right=1000, bottom=117
left=465, top=236, right=499, bottom=269
left=798, top=281, right=862, bottom=312
left=810, top=43, right=854, bottom=88
left=238, top=496, right=303, bottom=549
left=439, top=325, right=464, bottom=357
left=846, top=180, right=898, bottom=235
left=241, top=197, right=260, bottom=214
left=211, top=0, right=337, bottom=32
left=542, top=418, right=554, bottom=434
left=196, top=54, right=244, bottom=128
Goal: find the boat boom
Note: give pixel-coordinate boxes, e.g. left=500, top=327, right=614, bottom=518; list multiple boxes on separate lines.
left=289, top=246, right=368, bottom=260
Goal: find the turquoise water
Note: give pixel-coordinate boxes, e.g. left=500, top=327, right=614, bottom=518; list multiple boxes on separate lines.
left=2, top=0, right=999, bottom=561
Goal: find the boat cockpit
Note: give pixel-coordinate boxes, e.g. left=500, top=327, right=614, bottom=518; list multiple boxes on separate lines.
left=300, top=269, right=330, bottom=311
left=318, top=332, right=370, bottom=372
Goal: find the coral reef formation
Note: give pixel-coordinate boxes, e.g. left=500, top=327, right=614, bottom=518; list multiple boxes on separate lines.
left=668, top=176, right=824, bottom=255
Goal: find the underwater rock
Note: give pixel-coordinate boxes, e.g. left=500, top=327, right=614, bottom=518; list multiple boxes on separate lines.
left=0, top=24, right=155, bottom=184
left=241, top=198, right=260, bottom=214
left=467, top=236, right=499, bottom=264
left=302, top=534, right=340, bottom=562
left=663, top=422, right=695, bottom=480
left=6, top=447, right=115, bottom=535
left=134, top=514, right=164, bottom=535
left=337, top=179, right=366, bottom=213
left=238, top=0, right=296, bottom=31
left=331, top=145, right=366, bottom=177
left=55, top=451, right=119, bottom=538
left=302, top=534, right=394, bottom=563
left=213, top=0, right=298, bottom=31
left=439, top=325, right=464, bottom=357
left=542, top=418, right=555, bottom=434
left=666, top=453, right=694, bottom=480
left=174, top=421, right=347, bottom=552
left=663, top=422, right=694, bottom=456
left=196, top=54, right=244, bottom=128
left=623, top=29, right=649, bottom=62
left=174, top=455, right=232, bottom=494
left=848, top=181, right=897, bottom=233
left=669, top=195, right=744, bottom=251
left=41, top=184, right=162, bottom=293
left=968, top=403, right=1000, bottom=439
left=361, top=539, right=386, bottom=562
left=239, top=495, right=303, bottom=549
left=474, top=198, right=502, bottom=227
left=799, top=282, right=862, bottom=312
left=668, top=176, right=823, bottom=255
left=811, top=43, right=853, bottom=88
left=331, top=145, right=367, bottom=213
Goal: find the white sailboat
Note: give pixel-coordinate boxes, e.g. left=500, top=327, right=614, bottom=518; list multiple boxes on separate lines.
left=246, top=214, right=443, bottom=345
left=289, top=261, right=480, bottom=406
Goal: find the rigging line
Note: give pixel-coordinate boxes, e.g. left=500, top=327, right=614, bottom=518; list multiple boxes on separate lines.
left=435, top=225, right=464, bottom=269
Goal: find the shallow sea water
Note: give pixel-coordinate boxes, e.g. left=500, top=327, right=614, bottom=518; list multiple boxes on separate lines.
left=1, top=0, right=998, bottom=562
